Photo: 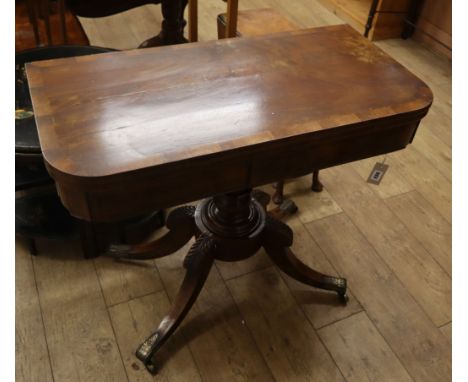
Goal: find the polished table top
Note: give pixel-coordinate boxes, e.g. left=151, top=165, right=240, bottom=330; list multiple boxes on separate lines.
left=27, top=25, right=432, bottom=222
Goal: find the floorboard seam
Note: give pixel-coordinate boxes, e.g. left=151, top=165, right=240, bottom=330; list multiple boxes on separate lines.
left=92, top=260, right=130, bottom=382
left=31, top=254, right=56, bottom=382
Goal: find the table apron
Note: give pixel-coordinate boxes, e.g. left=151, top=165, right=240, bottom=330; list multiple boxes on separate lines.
left=53, top=119, right=419, bottom=222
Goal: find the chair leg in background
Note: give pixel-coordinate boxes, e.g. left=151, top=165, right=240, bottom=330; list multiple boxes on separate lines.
left=311, top=170, right=323, bottom=192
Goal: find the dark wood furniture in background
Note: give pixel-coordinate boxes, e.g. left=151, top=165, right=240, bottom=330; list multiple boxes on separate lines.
left=16, top=45, right=165, bottom=258
left=19, top=0, right=192, bottom=49
left=317, top=0, right=414, bottom=40
left=412, top=0, right=451, bottom=59
left=24, top=0, right=68, bottom=46
left=217, top=5, right=324, bottom=204
left=401, top=0, right=424, bottom=39
left=66, top=0, right=189, bottom=47
left=27, top=25, right=432, bottom=373
left=16, top=0, right=88, bottom=50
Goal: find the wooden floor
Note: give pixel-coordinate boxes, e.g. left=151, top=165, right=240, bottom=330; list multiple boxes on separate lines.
left=16, top=1, right=451, bottom=381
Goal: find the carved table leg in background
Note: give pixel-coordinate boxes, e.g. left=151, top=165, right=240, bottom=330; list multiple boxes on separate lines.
left=272, top=180, right=285, bottom=205
left=139, top=0, right=189, bottom=48
left=111, top=189, right=347, bottom=374
left=311, top=169, right=323, bottom=192
left=273, top=170, right=323, bottom=205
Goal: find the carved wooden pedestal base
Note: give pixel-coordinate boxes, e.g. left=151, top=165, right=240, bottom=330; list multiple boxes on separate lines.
left=108, top=189, right=347, bottom=374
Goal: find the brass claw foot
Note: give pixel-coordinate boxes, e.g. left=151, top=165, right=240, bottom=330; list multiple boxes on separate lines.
left=263, top=216, right=347, bottom=303
left=135, top=234, right=215, bottom=373
left=106, top=243, right=132, bottom=258
left=135, top=332, right=160, bottom=374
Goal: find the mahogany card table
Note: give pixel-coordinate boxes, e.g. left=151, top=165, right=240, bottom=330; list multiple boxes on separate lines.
left=27, top=24, right=432, bottom=373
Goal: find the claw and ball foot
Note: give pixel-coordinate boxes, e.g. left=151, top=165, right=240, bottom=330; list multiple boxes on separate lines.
left=136, top=234, right=216, bottom=374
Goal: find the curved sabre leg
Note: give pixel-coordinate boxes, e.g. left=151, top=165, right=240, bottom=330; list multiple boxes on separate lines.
left=136, top=234, right=216, bottom=374
left=263, top=217, right=347, bottom=303
left=107, top=206, right=196, bottom=260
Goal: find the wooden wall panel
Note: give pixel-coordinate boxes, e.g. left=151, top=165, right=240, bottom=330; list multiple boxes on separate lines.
left=414, top=0, right=452, bottom=58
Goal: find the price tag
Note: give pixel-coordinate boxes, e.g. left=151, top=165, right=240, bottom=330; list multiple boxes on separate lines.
left=367, top=162, right=389, bottom=185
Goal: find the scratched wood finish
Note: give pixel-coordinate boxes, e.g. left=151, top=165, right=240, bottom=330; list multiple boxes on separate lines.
left=26, top=25, right=432, bottom=221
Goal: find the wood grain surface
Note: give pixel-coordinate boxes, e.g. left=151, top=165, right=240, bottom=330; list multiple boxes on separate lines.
left=26, top=25, right=432, bottom=221
left=17, top=1, right=450, bottom=381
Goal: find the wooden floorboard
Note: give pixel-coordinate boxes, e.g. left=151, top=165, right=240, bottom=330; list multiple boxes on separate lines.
left=94, top=256, right=164, bottom=308
left=440, top=322, right=452, bottom=343
left=321, top=165, right=451, bottom=327
left=391, top=146, right=452, bottom=223
left=16, top=240, right=54, bottom=382
left=16, top=0, right=451, bottom=380
left=306, top=213, right=451, bottom=381
left=227, top=267, right=345, bottom=381
left=351, top=155, right=415, bottom=200
left=385, top=190, right=452, bottom=276
left=282, top=177, right=343, bottom=224
left=279, top=217, right=363, bottom=330
left=318, top=312, right=413, bottom=382
left=32, top=239, right=128, bottom=382
left=215, top=247, right=272, bottom=281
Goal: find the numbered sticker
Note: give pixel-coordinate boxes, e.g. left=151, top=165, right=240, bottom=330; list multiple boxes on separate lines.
left=367, top=162, right=389, bottom=185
